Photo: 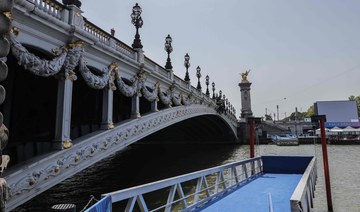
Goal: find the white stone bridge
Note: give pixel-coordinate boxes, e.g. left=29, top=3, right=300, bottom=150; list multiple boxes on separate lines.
left=0, top=0, right=238, bottom=210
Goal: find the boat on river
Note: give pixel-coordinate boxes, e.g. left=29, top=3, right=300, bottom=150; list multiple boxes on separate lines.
left=271, top=134, right=299, bottom=146
left=85, top=156, right=316, bottom=212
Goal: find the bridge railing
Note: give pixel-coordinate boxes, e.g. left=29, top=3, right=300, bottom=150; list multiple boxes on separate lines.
left=102, top=157, right=263, bottom=211
left=83, top=18, right=135, bottom=59
left=290, top=157, right=317, bottom=211
left=29, top=0, right=65, bottom=20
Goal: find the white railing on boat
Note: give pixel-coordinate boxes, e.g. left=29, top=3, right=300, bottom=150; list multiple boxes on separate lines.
left=290, top=157, right=317, bottom=211
left=102, top=157, right=263, bottom=212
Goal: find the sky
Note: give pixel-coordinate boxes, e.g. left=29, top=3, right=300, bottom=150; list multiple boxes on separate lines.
left=79, top=0, right=360, bottom=119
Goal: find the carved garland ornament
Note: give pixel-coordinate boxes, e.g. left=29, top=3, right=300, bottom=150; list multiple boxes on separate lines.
left=79, top=56, right=110, bottom=89
left=158, top=87, right=172, bottom=106
left=169, top=84, right=182, bottom=106
left=141, top=82, right=159, bottom=102
left=9, top=30, right=195, bottom=107
left=10, top=33, right=68, bottom=77
left=181, top=93, right=193, bottom=106
left=114, top=70, right=146, bottom=97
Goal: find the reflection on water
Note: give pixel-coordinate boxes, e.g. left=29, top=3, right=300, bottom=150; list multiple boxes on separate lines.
left=14, top=144, right=360, bottom=212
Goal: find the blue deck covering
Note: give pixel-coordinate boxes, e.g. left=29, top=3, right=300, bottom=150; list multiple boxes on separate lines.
left=199, top=173, right=302, bottom=212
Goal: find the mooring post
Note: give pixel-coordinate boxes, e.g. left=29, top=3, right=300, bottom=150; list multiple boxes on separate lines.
left=311, top=115, right=333, bottom=211
left=247, top=117, right=261, bottom=159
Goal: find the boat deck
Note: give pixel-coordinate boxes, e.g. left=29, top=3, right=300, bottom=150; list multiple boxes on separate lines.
left=198, top=173, right=302, bottom=212
left=95, top=156, right=316, bottom=212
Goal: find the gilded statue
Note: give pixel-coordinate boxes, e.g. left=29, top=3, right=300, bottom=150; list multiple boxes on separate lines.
left=240, top=69, right=251, bottom=83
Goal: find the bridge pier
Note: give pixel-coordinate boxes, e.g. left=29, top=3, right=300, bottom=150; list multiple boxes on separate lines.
left=101, top=87, right=114, bottom=129
left=54, top=76, right=73, bottom=150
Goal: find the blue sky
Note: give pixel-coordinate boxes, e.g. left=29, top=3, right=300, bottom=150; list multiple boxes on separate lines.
left=80, top=0, right=360, bottom=119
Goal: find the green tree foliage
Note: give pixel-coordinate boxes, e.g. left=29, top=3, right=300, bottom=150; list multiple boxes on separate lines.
left=349, top=95, right=360, bottom=116
left=283, top=105, right=314, bottom=121
left=304, top=105, right=314, bottom=118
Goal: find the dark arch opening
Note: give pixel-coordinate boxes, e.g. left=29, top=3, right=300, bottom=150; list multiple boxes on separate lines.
left=157, top=100, right=166, bottom=110
left=70, top=67, right=102, bottom=139
left=139, top=86, right=152, bottom=115
left=1, top=46, right=57, bottom=165
left=113, top=78, right=132, bottom=123
left=139, top=115, right=236, bottom=144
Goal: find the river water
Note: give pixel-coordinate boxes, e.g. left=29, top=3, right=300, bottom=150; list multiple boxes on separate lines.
left=14, top=144, right=360, bottom=212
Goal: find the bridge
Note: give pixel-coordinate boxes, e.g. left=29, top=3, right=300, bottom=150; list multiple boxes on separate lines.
left=0, top=0, right=238, bottom=210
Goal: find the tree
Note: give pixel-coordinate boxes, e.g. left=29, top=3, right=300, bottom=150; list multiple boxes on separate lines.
left=349, top=95, right=360, bottom=116
left=304, top=105, right=314, bottom=118
left=283, top=105, right=314, bottom=121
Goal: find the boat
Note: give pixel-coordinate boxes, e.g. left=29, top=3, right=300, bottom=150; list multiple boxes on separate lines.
left=271, top=134, right=299, bottom=146
left=328, top=134, right=360, bottom=145
left=84, top=156, right=316, bottom=212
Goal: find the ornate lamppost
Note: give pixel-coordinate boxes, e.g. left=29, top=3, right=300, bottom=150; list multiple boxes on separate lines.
left=164, top=34, right=173, bottom=70
left=196, top=66, right=202, bottom=90
left=131, top=3, right=143, bottom=49
left=184, top=53, right=190, bottom=82
left=205, top=75, right=210, bottom=96
left=212, top=82, right=215, bottom=99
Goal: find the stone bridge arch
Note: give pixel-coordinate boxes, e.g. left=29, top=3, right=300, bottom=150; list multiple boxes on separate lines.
left=5, top=104, right=237, bottom=210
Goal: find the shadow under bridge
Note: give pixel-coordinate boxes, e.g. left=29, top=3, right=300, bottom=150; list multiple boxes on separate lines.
left=140, top=114, right=237, bottom=144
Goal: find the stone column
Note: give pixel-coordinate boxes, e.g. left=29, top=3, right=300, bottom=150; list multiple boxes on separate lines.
left=101, top=88, right=114, bottom=129
left=151, top=100, right=158, bottom=112
left=54, top=76, right=73, bottom=150
left=238, top=82, right=253, bottom=118
left=131, top=95, right=141, bottom=118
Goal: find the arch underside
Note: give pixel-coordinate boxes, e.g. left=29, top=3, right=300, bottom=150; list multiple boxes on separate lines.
left=139, top=114, right=237, bottom=144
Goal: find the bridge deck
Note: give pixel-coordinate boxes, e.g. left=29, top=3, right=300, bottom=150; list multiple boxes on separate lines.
left=198, top=173, right=302, bottom=212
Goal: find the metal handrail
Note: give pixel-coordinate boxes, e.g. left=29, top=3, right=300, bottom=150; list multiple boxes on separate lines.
left=290, top=157, right=317, bottom=211
left=150, top=168, right=261, bottom=212
left=102, top=157, right=263, bottom=211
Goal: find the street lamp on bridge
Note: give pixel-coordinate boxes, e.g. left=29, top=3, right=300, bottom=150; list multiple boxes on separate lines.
left=184, top=53, right=190, bottom=82
left=131, top=3, right=143, bottom=49
left=196, top=66, right=202, bottom=90
left=205, top=75, right=210, bottom=96
left=164, top=34, right=173, bottom=70
left=212, top=82, right=215, bottom=99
